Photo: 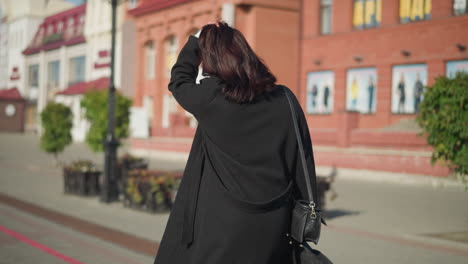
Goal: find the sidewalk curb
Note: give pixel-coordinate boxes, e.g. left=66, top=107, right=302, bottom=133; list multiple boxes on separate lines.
left=317, top=166, right=465, bottom=189
left=130, top=149, right=465, bottom=191
left=130, top=147, right=465, bottom=189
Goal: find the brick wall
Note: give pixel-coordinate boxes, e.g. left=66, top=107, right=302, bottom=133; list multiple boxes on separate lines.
left=300, top=0, right=468, bottom=131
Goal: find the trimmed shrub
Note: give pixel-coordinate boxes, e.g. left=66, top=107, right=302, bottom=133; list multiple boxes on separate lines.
left=81, top=89, right=132, bottom=152
left=40, top=102, right=73, bottom=162
left=416, top=72, right=468, bottom=187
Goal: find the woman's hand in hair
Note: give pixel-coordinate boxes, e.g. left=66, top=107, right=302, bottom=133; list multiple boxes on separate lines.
left=207, top=19, right=225, bottom=28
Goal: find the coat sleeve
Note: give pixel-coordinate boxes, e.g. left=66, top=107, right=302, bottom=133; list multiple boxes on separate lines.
left=290, top=91, right=320, bottom=208
left=168, top=35, right=221, bottom=119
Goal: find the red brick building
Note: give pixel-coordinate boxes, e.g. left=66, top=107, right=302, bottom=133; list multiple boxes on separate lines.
left=127, top=0, right=468, bottom=177
left=124, top=0, right=299, bottom=137
left=297, top=0, right=467, bottom=176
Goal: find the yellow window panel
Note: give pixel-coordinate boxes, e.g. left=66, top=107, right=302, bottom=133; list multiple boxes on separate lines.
left=353, top=0, right=365, bottom=28
left=364, top=0, right=376, bottom=26
left=376, top=0, right=382, bottom=24
left=424, top=0, right=432, bottom=18
left=410, top=0, right=424, bottom=20
left=400, top=0, right=411, bottom=21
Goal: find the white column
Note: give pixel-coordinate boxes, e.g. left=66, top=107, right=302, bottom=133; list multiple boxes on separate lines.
left=222, top=3, right=236, bottom=28
left=36, top=51, right=46, bottom=134
left=59, top=46, right=67, bottom=90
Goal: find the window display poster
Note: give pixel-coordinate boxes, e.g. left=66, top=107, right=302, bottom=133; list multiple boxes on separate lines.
left=306, top=71, right=334, bottom=114
left=446, top=60, right=468, bottom=78
left=346, top=67, right=377, bottom=113
left=392, top=64, right=427, bottom=114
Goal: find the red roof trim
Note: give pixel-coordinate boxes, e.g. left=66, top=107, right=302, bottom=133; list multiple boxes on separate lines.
left=23, top=36, right=86, bottom=55
left=64, top=35, right=86, bottom=47
left=128, top=0, right=196, bottom=16
left=57, top=77, right=110, bottom=96
left=94, top=62, right=110, bottom=69
left=98, top=50, right=109, bottom=57
left=44, top=4, right=86, bottom=22
left=23, top=4, right=86, bottom=56
left=0, top=88, right=25, bottom=100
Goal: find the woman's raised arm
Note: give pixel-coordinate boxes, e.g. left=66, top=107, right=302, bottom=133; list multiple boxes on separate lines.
left=168, top=36, right=221, bottom=119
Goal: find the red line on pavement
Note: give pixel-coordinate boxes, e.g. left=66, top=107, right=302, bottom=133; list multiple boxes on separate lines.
left=0, top=206, right=147, bottom=264
left=0, top=225, right=86, bottom=264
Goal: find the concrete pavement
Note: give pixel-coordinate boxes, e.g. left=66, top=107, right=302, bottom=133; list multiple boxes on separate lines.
left=0, top=132, right=467, bottom=264
left=0, top=203, right=153, bottom=264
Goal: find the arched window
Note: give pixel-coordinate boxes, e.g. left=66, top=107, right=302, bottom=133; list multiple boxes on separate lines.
left=47, top=24, right=54, bottom=35
left=78, top=15, right=85, bottom=34
left=67, top=17, right=75, bottom=38
left=145, top=41, right=156, bottom=80
left=165, top=35, right=178, bottom=78
left=57, top=21, right=64, bottom=32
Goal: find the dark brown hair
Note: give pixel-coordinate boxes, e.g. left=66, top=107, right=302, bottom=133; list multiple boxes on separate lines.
left=199, top=21, right=277, bottom=104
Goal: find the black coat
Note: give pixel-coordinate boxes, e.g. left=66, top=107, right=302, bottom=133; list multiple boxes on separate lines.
left=153, top=36, right=319, bottom=264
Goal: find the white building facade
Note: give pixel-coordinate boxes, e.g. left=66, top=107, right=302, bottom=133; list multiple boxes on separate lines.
left=23, top=3, right=87, bottom=133
left=0, top=0, right=75, bottom=93
left=0, top=0, right=76, bottom=132
left=23, top=0, right=125, bottom=140
left=84, top=0, right=124, bottom=89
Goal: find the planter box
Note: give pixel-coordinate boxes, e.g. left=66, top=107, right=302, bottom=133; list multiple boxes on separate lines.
left=63, top=169, right=101, bottom=196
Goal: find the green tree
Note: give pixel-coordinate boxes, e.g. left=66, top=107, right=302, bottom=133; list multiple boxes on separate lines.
left=81, top=89, right=132, bottom=152
left=416, top=72, right=468, bottom=188
left=40, top=102, right=73, bottom=163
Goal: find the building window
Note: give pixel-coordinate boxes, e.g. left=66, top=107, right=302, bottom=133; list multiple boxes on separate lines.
left=57, top=21, right=63, bottom=32
left=67, top=17, right=75, bottom=38
left=69, top=56, right=86, bottom=85
left=165, top=36, right=178, bottom=77
left=78, top=15, right=85, bottom=34
left=48, top=61, right=60, bottom=89
left=454, top=0, right=468, bottom=15
left=145, top=41, right=156, bottom=80
left=29, top=64, right=39, bottom=87
left=35, top=27, right=44, bottom=46
left=353, top=0, right=381, bottom=29
left=320, top=0, right=333, bottom=35
left=400, top=0, right=432, bottom=24
left=47, top=24, right=54, bottom=35
left=128, top=0, right=138, bottom=9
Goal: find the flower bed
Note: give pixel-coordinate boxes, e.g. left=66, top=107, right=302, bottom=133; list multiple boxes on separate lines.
left=123, top=169, right=182, bottom=213
left=117, top=153, right=149, bottom=198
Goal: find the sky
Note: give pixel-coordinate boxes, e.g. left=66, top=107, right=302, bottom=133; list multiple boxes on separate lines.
left=65, top=0, right=86, bottom=6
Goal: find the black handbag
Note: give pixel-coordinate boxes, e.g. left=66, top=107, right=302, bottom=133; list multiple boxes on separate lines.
left=290, top=239, right=333, bottom=264
left=282, top=86, right=333, bottom=264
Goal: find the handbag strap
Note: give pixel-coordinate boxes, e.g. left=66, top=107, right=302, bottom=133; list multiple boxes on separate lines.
left=281, top=85, right=316, bottom=208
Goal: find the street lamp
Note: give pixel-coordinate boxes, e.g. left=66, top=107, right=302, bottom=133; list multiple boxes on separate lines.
left=101, top=0, right=122, bottom=203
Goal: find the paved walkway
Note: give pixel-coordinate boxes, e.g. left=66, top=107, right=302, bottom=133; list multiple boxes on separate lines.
left=1, top=133, right=468, bottom=264
left=0, top=203, right=153, bottom=264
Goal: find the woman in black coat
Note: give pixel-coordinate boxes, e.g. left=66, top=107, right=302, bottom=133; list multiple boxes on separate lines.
left=153, top=20, right=319, bottom=264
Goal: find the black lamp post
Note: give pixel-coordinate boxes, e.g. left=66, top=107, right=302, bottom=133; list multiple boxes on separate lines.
left=101, top=0, right=120, bottom=203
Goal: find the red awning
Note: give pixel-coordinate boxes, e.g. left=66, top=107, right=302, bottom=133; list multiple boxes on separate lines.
left=57, top=77, right=110, bottom=96
left=0, top=88, right=24, bottom=100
